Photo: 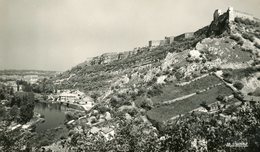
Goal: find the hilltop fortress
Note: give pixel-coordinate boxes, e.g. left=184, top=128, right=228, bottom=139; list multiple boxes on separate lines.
left=81, top=7, right=257, bottom=66
left=149, top=7, right=256, bottom=48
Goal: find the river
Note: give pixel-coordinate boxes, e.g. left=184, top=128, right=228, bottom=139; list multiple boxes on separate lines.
left=34, top=102, right=67, bottom=132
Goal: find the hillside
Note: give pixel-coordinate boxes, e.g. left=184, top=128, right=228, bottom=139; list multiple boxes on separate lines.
left=52, top=7, right=260, bottom=124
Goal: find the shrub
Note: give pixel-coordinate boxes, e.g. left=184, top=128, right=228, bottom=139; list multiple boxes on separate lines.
left=233, top=82, right=244, bottom=90
left=235, top=17, right=260, bottom=27
left=222, top=71, right=232, bottom=78
left=230, top=35, right=241, bottom=41
left=223, top=78, right=233, bottom=84
left=254, top=43, right=260, bottom=49
left=242, top=48, right=253, bottom=53
left=200, top=101, right=210, bottom=111
left=110, top=96, right=122, bottom=108
left=139, top=98, right=153, bottom=110
left=147, top=85, right=163, bottom=97
left=242, top=33, right=255, bottom=42
left=237, top=39, right=244, bottom=46
left=216, top=95, right=225, bottom=102
left=97, top=105, right=108, bottom=114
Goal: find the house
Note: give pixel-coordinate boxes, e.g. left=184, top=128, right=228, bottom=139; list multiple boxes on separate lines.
left=59, top=92, right=78, bottom=102
left=58, top=89, right=86, bottom=103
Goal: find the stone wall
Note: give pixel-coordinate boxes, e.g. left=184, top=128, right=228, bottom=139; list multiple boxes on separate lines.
left=149, top=40, right=161, bottom=47
left=165, top=36, right=175, bottom=44
left=174, top=32, right=194, bottom=41
left=159, top=39, right=168, bottom=46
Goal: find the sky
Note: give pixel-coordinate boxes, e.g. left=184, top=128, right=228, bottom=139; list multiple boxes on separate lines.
left=0, top=0, right=259, bottom=71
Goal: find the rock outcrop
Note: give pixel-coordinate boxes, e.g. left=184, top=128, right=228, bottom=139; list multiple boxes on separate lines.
left=207, top=8, right=231, bottom=36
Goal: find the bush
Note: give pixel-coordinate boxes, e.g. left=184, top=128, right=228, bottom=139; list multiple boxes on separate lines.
left=216, top=95, right=225, bottom=102
left=254, top=43, right=260, bottom=49
left=230, top=35, right=241, bottom=41
left=147, top=85, right=163, bottom=97
left=235, top=17, right=260, bottom=27
left=233, top=82, right=244, bottom=90
left=222, top=71, right=232, bottom=78
left=96, top=105, right=109, bottom=114
left=237, top=39, right=244, bottom=46
left=9, top=105, right=19, bottom=121
left=139, top=98, right=153, bottom=111
left=200, top=101, right=210, bottom=111
left=242, top=33, right=255, bottom=42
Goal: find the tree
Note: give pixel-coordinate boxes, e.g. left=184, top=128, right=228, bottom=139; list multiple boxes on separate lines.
left=233, top=82, right=244, bottom=90
left=200, top=101, right=211, bottom=111
left=139, top=98, right=153, bottom=111
left=9, top=105, right=19, bottom=121
left=19, top=92, right=35, bottom=124
left=0, top=123, right=33, bottom=151
left=0, top=104, right=6, bottom=120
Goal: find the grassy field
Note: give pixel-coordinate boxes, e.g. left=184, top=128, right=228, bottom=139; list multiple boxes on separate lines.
left=147, top=84, right=233, bottom=123
left=150, top=75, right=222, bottom=104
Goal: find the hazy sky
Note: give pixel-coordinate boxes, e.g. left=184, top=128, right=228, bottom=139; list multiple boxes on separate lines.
left=0, top=0, right=259, bottom=71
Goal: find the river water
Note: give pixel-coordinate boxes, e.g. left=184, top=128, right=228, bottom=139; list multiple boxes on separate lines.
left=34, top=102, right=67, bottom=132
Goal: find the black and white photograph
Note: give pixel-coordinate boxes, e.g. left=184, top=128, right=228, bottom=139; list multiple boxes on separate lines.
left=0, top=0, right=260, bottom=151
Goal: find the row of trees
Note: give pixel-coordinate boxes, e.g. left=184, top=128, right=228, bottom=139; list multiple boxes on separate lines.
left=16, top=79, right=56, bottom=94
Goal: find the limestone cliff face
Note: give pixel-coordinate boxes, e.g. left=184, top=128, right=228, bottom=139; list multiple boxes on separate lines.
left=82, top=47, right=148, bottom=66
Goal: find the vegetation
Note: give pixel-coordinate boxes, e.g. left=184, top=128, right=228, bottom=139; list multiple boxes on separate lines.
left=235, top=17, right=260, bottom=27
left=149, top=75, right=222, bottom=104
left=1, top=8, right=260, bottom=152
left=242, top=33, right=255, bottom=42
left=65, top=101, right=260, bottom=152
left=233, top=81, right=245, bottom=90
left=147, top=84, right=233, bottom=123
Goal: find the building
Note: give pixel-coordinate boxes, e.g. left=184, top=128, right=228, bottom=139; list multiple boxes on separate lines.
left=174, top=32, right=194, bottom=41
left=165, top=36, right=175, bottom=44
left=58, top=90, right=85, bottom=102
left=148, top=40, right=161, bottom=47
left=23, top=75, right=39, bottom=84
left=59, top=92, right=78, bottom=102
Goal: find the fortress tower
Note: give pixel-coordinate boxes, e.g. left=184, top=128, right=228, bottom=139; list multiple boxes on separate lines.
left=213, top=9, right=222, bottom=21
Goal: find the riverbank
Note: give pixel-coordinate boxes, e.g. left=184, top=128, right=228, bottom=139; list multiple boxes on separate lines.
left=8, top=112, right=44, bottom=132
left=35, top=99, right=87, bottom=111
